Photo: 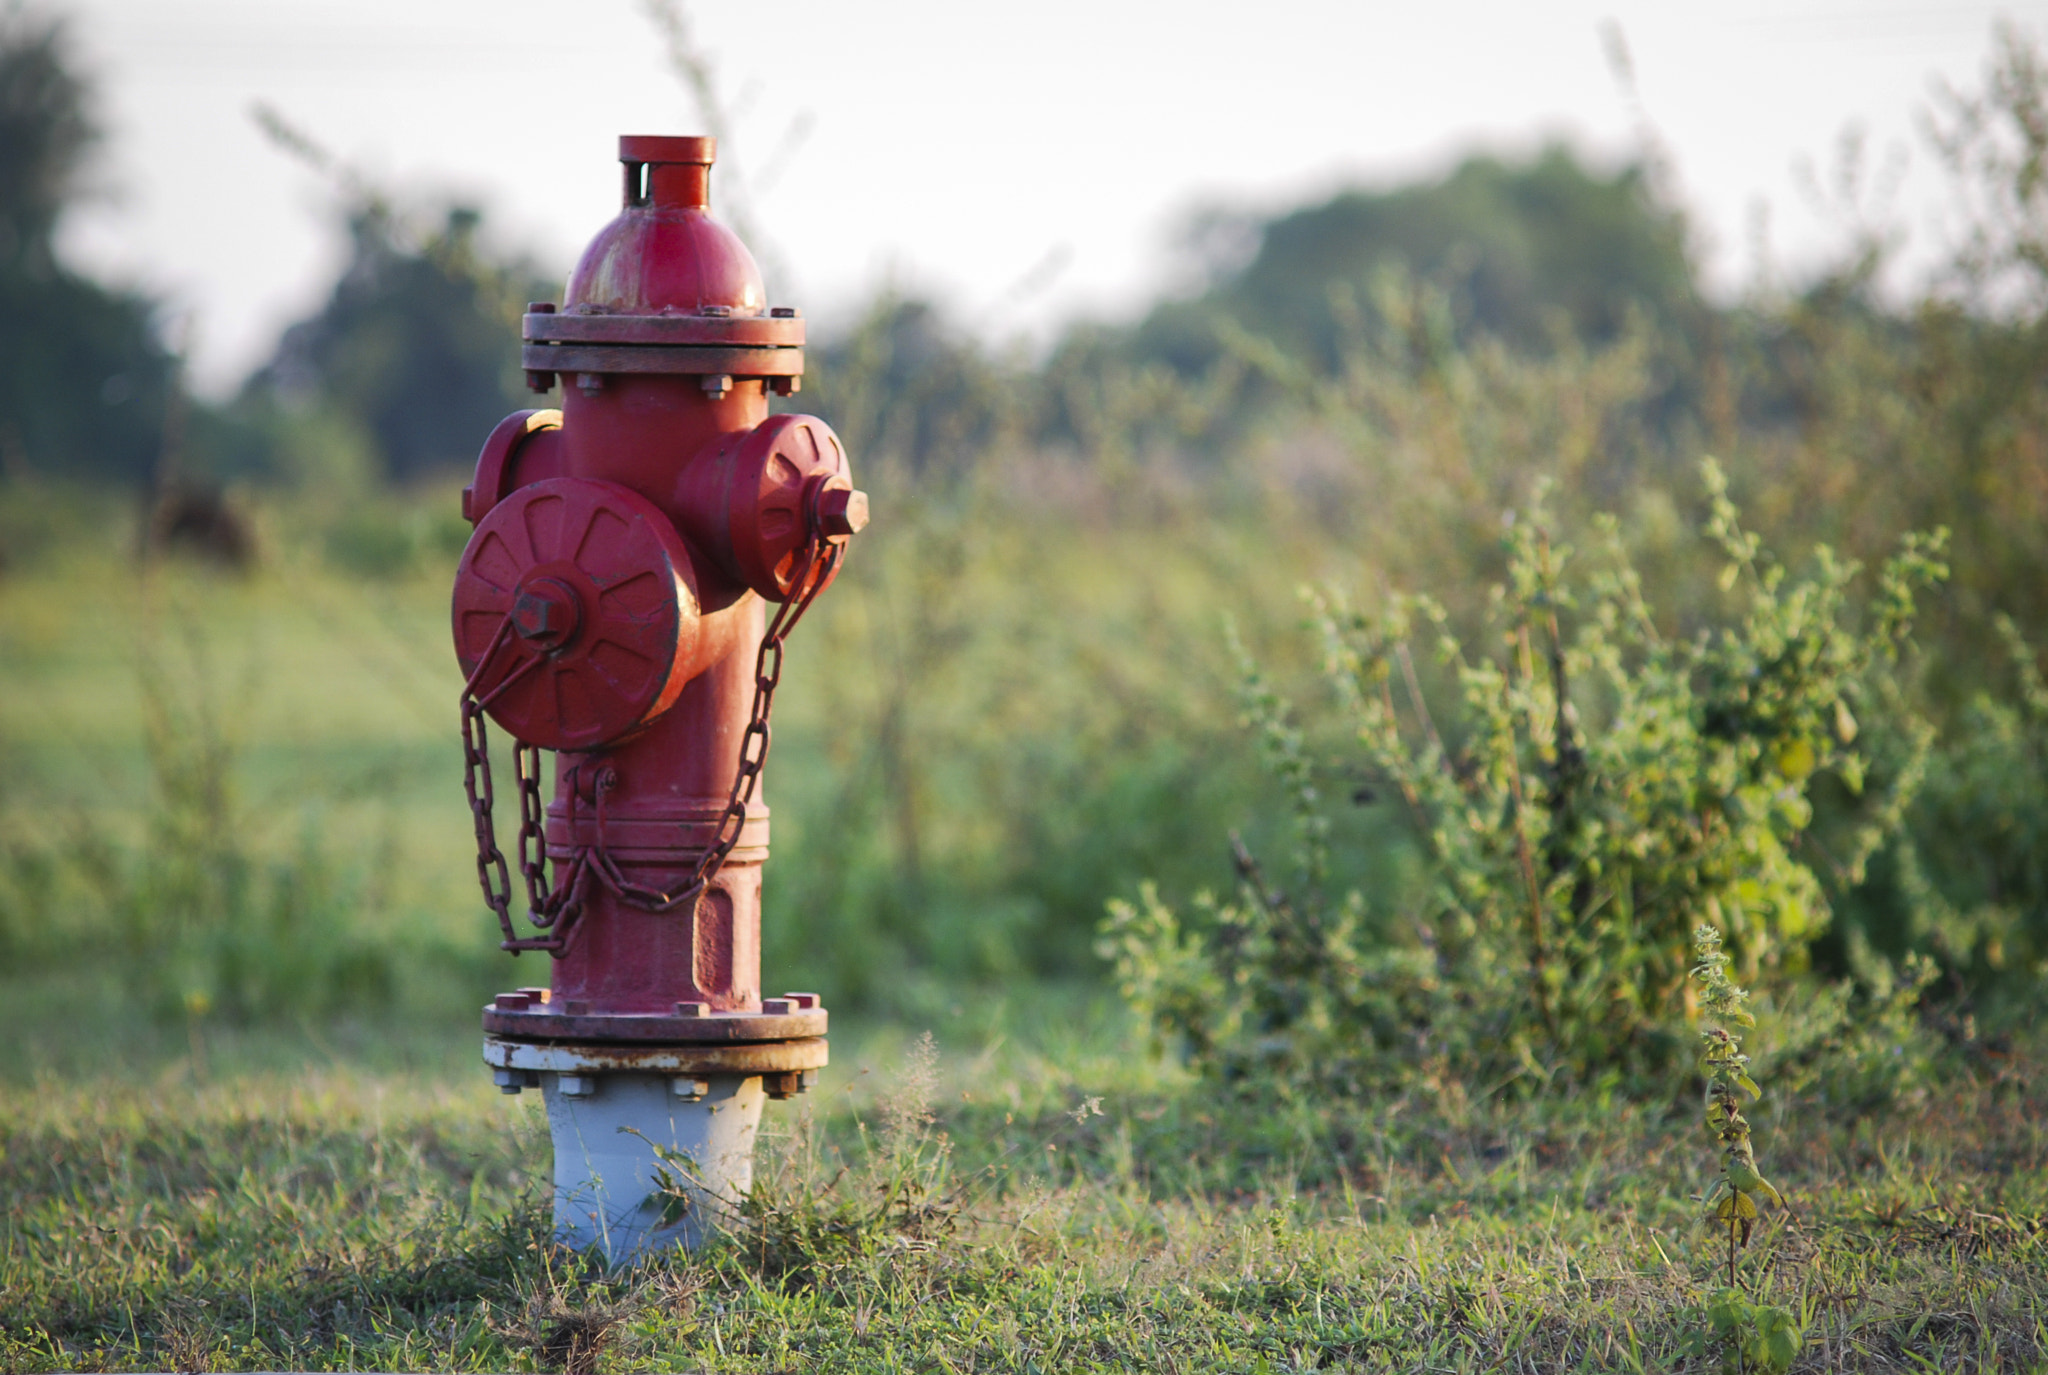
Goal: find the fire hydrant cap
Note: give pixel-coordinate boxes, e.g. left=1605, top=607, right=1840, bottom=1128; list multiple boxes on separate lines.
left=620, top=135, right=714, bottom=165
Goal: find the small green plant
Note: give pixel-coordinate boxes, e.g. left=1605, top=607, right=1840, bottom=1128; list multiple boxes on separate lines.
left=1695, top=926, right=1785, bottom=1266
left=1685, top=1287, right=1805, bottom=1375
left=1689, top=924, right=1803, bottom=1374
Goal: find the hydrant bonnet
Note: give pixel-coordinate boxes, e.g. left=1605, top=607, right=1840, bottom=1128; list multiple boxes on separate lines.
left=568, top=135, right=765, bottom=318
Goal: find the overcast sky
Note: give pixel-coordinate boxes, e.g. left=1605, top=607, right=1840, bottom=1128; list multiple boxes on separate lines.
left=49, top=0, right=2039, bottom=396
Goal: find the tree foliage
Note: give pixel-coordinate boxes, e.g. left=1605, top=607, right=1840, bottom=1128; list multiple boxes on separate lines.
left=0, top=6, right=172, bottom=485
left=243, top=204, right=549, bottom=483
left=1132, top=145, right=1702, bottom=376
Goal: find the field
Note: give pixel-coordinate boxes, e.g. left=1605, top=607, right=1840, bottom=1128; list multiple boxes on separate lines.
left=3, top=1003, right=2043, bottom=1372
left=2, top=443, right=2046, bottom=1372
left=9, top=28, right=2048, bottom=1371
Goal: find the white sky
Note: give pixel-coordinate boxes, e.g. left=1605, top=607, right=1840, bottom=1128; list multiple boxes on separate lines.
left=50, top=0, right=2040, bottom=397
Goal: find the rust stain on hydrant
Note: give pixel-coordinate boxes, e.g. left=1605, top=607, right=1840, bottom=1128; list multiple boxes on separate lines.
left=449, top=136, right=863, bottom=1259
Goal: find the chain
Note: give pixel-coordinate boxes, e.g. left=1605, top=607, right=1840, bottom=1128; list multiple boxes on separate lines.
left=461, top=669, right=518, bottom=948
left=462, top=616, right=584, bottom=953
left=588, top=530, right=843, bottom=914
left=461, top=527, right=844, bottom=955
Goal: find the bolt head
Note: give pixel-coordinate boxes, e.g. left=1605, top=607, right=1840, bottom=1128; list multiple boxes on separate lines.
left=817, top=486, right=869, bottom=539
left=510, top=578, right=580, bottom=650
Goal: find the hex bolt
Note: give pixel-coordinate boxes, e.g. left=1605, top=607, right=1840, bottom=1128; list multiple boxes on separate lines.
left=674, top=1001, right=710, bottom=1017
left=761, top=998, right=793, bottom=1016
left=700, top=373, right=733, bottom=399
left=670, top=1077, right=710, bottom=1102
left=494, top=1069, right=525, bottom=1095
left=577, top=372, right=604, bottom=396
left=763, top=1069, right=818, bottom=1100
left=526, top=369, right=556, bottom=393
left=780, top=992, right=821, bottom=1010
left=511, top=578, right=581, bottom=649
left=817, top=487, right=869, bottom=539
left=512, top=593, right=553, bottom=638
left=770, top=375, right=801, bottom=397
left=557, top=1074, right=598, bottom=1098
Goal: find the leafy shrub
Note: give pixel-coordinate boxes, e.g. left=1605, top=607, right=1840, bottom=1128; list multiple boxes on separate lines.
left=1102, top=464, right=1947, bottom=1094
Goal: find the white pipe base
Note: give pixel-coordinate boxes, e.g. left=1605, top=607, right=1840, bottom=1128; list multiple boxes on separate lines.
left=536, top=1070, right=766, bottom=1261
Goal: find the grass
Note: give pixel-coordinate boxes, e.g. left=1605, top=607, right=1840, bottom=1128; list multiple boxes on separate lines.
left=2, top=997, right=2042, bottom=1373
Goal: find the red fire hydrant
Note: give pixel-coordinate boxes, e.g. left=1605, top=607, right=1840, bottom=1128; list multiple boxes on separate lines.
left=449, top=135, right=865, bottom=1258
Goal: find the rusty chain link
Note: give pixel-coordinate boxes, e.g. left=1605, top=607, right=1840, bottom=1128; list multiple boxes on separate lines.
left=461, top=526, right=843, bottom=956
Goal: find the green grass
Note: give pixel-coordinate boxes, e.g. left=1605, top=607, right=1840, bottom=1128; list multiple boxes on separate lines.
left=2, top=999, right=2042, bottom=1373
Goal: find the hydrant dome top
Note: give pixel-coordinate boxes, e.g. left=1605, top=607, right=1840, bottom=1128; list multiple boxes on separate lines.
left=563, top=134, right=767, bottom=318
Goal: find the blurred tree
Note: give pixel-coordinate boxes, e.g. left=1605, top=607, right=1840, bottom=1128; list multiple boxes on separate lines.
left=242, top=203, right=550, bottom=483
left=799, top=295, right=1022, bottom=483
left=1131, top=144, right=1703, bottom=375
left=0, top=5, right=174, bottom=485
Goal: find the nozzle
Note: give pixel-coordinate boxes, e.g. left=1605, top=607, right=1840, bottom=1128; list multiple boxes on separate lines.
left=621, top=135, right=715, bottom=210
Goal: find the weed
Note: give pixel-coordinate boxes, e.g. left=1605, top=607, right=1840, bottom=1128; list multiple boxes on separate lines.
left=1691, top=923, right=1803, bottom=1372
left=729, top=1031, right=961, bottom=1291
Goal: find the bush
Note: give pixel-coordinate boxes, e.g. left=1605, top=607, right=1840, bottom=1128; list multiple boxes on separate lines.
left=1102, top=464, right=1947, bottom=1095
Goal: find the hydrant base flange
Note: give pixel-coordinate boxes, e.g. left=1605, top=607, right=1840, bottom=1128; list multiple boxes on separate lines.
left=484, top=1035, right=826, bottom=1076
left=483, top=1002, right=826, bottom=1043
